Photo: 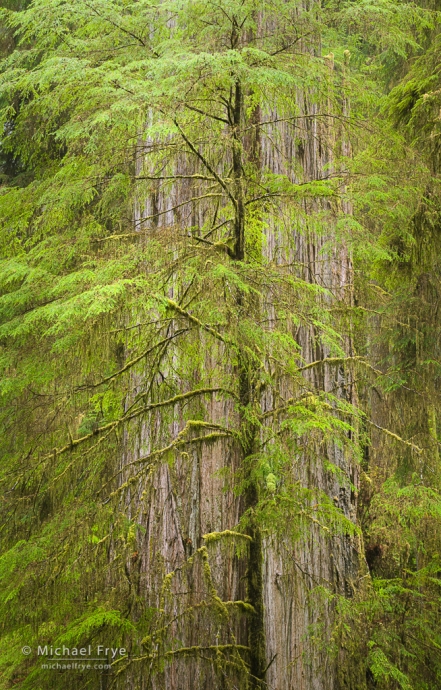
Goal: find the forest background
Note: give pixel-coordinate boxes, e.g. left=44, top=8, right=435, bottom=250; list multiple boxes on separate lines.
left=1, top=0, right=441, bottom=689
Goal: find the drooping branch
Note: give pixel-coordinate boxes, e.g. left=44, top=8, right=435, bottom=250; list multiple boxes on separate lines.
left=105, top=429, right=232, bottom=499
left=75, top=328, right=189, bottom=390
left=366, top=420, right=423, bottom=454
left=184, top=103, right=230, bottom=124
left=173, top=119, right=237, bottom=207
left=203, top=529, right=253, bottom=544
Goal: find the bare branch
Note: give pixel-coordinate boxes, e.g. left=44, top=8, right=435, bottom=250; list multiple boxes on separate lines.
left=133, top=192, right=224, bottom=226
left=185, top=104, right=229, bottom=124
left=76, top=329, right=189, bottom=391
left=173, top=119, right=237, bottom=207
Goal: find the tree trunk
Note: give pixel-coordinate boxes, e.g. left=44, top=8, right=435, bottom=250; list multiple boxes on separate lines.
left=120, top=57, right=360, bottom=689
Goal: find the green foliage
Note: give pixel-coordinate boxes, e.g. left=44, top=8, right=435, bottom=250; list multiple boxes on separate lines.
left=1, top=0, right=441, bottom=688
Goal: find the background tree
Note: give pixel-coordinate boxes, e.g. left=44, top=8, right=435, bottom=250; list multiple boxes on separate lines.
left=1, top=1, right=440, bottom=689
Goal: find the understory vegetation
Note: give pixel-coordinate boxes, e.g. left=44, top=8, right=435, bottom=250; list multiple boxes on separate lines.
left=1, top=0, right=441, bottom=689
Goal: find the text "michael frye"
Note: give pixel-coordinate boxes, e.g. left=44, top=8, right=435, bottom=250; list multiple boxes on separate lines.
left=37, top=646, right=126, bottom=658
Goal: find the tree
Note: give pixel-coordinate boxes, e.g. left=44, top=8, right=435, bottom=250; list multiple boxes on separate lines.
left=1, top=0, right=440, bottom=689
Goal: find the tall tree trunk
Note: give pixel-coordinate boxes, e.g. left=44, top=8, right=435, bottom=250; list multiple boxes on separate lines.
left=121, top=65, right=360, bottom=690
left=110, top=5, right=361, bottom=688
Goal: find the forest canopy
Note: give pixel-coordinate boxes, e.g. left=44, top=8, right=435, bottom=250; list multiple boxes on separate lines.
left=1, top=1, right=441, bottom=689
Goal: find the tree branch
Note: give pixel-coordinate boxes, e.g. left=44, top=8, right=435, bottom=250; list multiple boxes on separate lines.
left=173, top=119, right=237, bottom=207
left=37, top=388, right=235, bottom=464
left=159, top=297, right=231, bottom=344
left=75, top=329, right=189, bottom=390
left=185, top=104, right=230, bottom=124
left=366, top=420, right=423, bottom=454
left=136, top=174, right=217, bottom=182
